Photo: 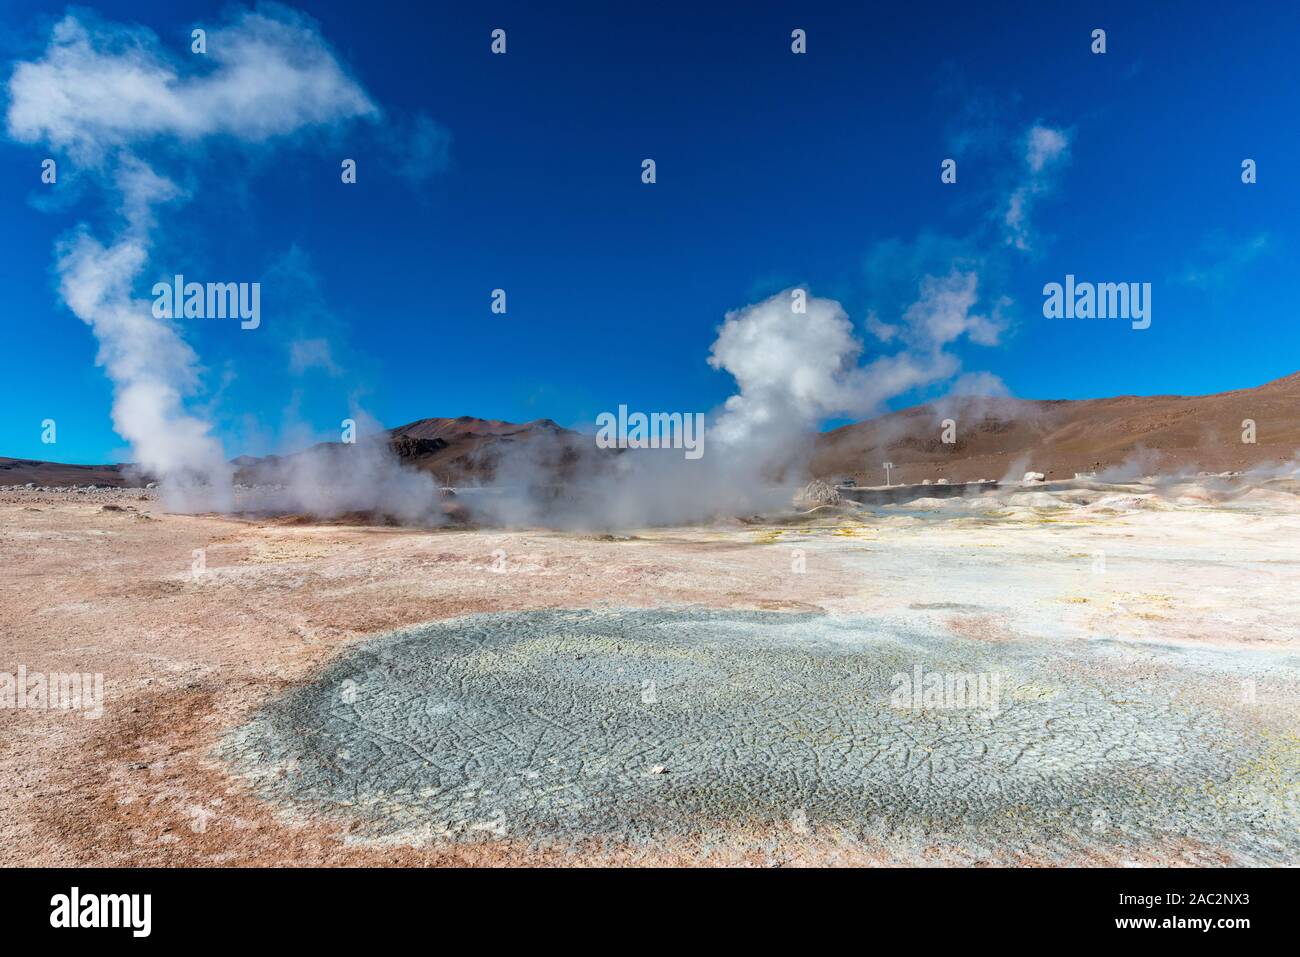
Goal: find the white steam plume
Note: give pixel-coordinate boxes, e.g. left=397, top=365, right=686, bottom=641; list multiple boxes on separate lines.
left=7, top=11, right=376, bottom=158
left=7, top=7, right=377, bottom=511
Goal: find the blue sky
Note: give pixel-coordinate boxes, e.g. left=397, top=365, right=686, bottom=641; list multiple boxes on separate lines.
left=1, top=0, right=1296, bottom=465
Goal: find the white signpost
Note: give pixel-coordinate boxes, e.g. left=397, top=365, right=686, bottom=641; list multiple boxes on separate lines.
left=883, top=461, right=894, bottom=487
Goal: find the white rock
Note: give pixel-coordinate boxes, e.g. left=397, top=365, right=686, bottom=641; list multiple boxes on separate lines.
left=793, top=479, right=842, bottom=509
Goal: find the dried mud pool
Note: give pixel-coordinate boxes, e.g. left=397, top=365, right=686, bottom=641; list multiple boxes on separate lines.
left=222, top=607, right=1300, bottom=863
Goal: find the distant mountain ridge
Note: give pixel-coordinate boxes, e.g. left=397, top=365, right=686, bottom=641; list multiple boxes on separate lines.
left=0, top=416, right=581, bottom=488
left=376, top=416, right=582, bottom=484
left=4, top=373, right=1298, bottom=488
left=810, top=371, right=1300, bottom=484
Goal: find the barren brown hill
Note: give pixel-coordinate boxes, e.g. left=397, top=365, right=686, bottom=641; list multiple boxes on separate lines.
left=0, top=417, right=588, bottom=489
left=226, top=415, right=588, bottom=488
left=382, top=416, right=588, bottom=484
left=811, top=372, right=1300, bottom=485
left=8, top=374, right=1299, bottom=489
left=0, top=457, right=136, bottom=487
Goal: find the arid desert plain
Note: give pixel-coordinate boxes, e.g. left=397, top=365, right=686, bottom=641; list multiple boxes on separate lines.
left=2, top=476, right=1297, bottom=867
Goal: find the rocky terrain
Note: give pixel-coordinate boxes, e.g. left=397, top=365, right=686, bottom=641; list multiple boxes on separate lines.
left=2, top=476, right=1297, bottom=865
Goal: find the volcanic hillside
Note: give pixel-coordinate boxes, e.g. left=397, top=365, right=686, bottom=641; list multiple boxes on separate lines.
left=381, top=416, right=588, bottom=485
left=228, top=416, right=589, bottom=487
left=6, top=374, right=1299, bottom=489
left=0, top=456, right=133, bottom=487
left=811, top=372, right=1300, bottom=485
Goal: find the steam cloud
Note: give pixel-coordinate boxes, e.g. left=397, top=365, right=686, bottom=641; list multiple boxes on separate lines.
left=8, top=7, right=384, bottom=512
left=10, top=7, right=1083, bottom=529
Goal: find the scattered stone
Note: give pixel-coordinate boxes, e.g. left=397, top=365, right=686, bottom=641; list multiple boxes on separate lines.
left=793, top=479, right=842, bottom=509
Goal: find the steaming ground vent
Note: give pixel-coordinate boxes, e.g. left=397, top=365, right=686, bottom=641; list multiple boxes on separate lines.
left=222, top=609, right=1298, bottom=862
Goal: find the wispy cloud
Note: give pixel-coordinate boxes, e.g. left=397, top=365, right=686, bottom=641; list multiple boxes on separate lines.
left=1025, top=125, right=1069, bottom=174
left=678, top=90, right=1060, bottom=454
left=7, top=7, right=377, bottom=159
left=950, top=370, right=1010, bottom=397
left=1176, top=231, right=1273, bottom=290
left=1003, top=124, right=1071, bottom=252
left=289, top=338, right=342, bottom=376
left=387, top=112, right=453, bottom=186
